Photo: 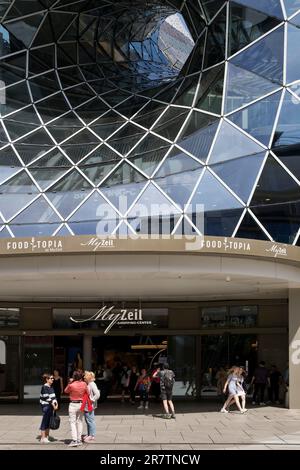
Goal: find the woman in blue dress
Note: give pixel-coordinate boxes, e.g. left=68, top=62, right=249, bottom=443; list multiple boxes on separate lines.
left=220, top=366, right=246, bottom=413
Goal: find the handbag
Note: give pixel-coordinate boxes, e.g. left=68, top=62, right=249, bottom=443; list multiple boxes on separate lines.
left=49, top=410, right=60, bottom=430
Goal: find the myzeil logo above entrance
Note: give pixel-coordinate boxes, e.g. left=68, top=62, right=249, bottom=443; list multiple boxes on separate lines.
left=69, top=306, right=168, bottom=334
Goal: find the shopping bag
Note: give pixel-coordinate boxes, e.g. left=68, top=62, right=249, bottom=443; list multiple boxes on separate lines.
left=49, top=411, right=60, bottom=430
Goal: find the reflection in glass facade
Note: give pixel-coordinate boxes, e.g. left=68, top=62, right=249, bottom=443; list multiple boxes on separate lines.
left=0, top=1, right=300, bottom=244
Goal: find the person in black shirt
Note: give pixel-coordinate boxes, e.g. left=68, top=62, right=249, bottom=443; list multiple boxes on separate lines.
left=268, top=365, right=282, bottom=404
left=52, top=369, right=64, bottom=408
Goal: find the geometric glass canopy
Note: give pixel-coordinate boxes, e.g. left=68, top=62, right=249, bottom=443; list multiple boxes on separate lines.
left=0, top=0, right=299, bottom=244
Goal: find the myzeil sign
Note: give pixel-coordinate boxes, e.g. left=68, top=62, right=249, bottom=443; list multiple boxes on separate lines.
left=70, top=306, right=168, bottom=334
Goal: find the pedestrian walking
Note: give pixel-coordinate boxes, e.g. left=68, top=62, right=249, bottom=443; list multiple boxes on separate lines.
left=64, top=370, right=87, bottom=447
left=153, top=363, right=176, bottom=419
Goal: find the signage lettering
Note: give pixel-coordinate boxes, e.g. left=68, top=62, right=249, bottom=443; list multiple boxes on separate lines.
left=266, top=244, right=287, bottom=258
left=70, top=305, right=143, bottom=334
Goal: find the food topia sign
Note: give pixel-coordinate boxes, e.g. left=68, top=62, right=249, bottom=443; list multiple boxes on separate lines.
left=0, top=235, right=299, bottom=263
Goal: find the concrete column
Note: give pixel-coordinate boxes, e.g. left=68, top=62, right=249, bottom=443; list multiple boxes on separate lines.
left=83, top=335, right=92, bottom=371
left=289, top=289, right=300, bottom=408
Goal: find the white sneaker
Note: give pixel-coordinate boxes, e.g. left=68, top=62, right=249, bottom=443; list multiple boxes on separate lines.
left=145, top=404, right=149, bottom=409
left=40, top=438, right=50, bottom=444
left=137, top=405, right=143, bottom=409
left=220, top=408, right=228, bottom=413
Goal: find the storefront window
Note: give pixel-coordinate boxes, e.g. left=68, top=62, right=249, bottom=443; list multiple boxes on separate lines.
left=0, top=308, right=20, bottom=328
left=23, top=336, right=53, bottom=399
left=201, top=305, right=257, bottom=328
left=168, top=336, right=196, bottom=398
left=0, top=336, right=20, bottom=401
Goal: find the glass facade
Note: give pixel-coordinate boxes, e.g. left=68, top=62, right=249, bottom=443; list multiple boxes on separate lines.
left=0, top=1, right=299, bottom=244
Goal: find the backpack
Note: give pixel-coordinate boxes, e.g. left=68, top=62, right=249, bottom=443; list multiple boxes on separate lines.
left=163, top=369, right=175, bottom=389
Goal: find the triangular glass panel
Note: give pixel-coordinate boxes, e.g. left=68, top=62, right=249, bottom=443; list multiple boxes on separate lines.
left=28, top=45, right=55, bottom=75
left=29, top=71, right=63, bottom=102
left=188, top=170, right=244, bottom=236
left=46, top=170, right=92, bottom=218
left=49, top=12, right=77, bottom=41
left=229, top=2, right=281, bottom=57
left=0, top=51, right=26, bottom=87
left=203, top=6, right=227, bottom=68
left=3, top=117, right=41, bottom=141
left=65, top=84, right=97, bottom=109
left=57, top=43, right=78, bottom=67
left=232, top=0, right=284, bottom=19
left=0, top=227, right=12, bottom=238
left=114, top=95, right=149, bottom=118
left=0, top=145, right=22, bottom=184
left=284, top=0, right=300, bottom=16
left=4, top=13, right=44, bottom=47
left=3, top=103, right=41, bottom=126
left=35, top=93, right=70, bottom=123
left=10, top=196, right=61, bottom=224
left=107, top=123, right=146, bottom=156
left=272, top=90, right=300, bottom=151
left=173, top=216, right=199, bottom=236
left=79, top=145, right=121, bottom=185
left=211, top=152, right=266, bottom=202
left=209, top=121, right=265, bottom=164
left=177, top=112, right=219, bottom=161
left=0, top=123, right=8, bottom=146
left=235, top=210, right=269, bottom=240
left=91, top=112, right=127, bottom=140
left=251, top=155, right=300, bottom=205
left=231, top=26, right=284, bottom=84
left=10, top=223, right=61, bottom=237
left=99, top=162, right=147, bottom=213
left=128, top=183, right=181, bottom=236
left=251, top=201, right=300, bottom=243
left=287, top=24, right=300, bottom=84
left=75, top=98, right=109, bottom=124
left=0, top=171, right=39, bottom=219
left=47, top=113, right=83, bottom=143
left=225, top=63, right=280, bottom=113
left=1, top=81, right=31, bottom=116
left=68, top=192, right=119, bottom=236
left=289, top=10, right=300, bottom=25
left=58, top=15, right=78, bottom=41
left=195, top=65, right=224, bottom=114
left=201, top=0, right=227, bottom=20
left=152, top=108, right=189, bottom=141
left=172, top=74, right=200, bottom=107
left=228, top=90, right=282, bottom=146
left=55, top=224, right=73, bottom=236
left=127, top=134, right=170, bottom=176
left=154, top=149, right=203, bottom=208
left=29, top=164, right=70, bottom=191
left=32, top=15, right=54, bottom=47
left=5, top=0, right=45, bottom=18
left=132, top=101, right=165, bottom=129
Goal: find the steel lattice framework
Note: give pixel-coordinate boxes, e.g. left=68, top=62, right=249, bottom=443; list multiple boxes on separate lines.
left=0, top=0, right=300, bottom=244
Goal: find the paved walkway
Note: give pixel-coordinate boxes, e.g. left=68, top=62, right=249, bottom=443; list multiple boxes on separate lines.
left=1, top=401, right=300, bottom=450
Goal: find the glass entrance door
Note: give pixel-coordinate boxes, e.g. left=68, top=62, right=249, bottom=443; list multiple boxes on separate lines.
left=200, top=334, right=257, bottom=397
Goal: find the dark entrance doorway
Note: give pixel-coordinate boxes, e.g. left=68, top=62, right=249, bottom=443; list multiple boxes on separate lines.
left=200, top=334, right=258, bottom=397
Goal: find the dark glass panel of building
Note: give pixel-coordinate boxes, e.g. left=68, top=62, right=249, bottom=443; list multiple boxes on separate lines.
left=236, top=211, right=269, bottom=240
